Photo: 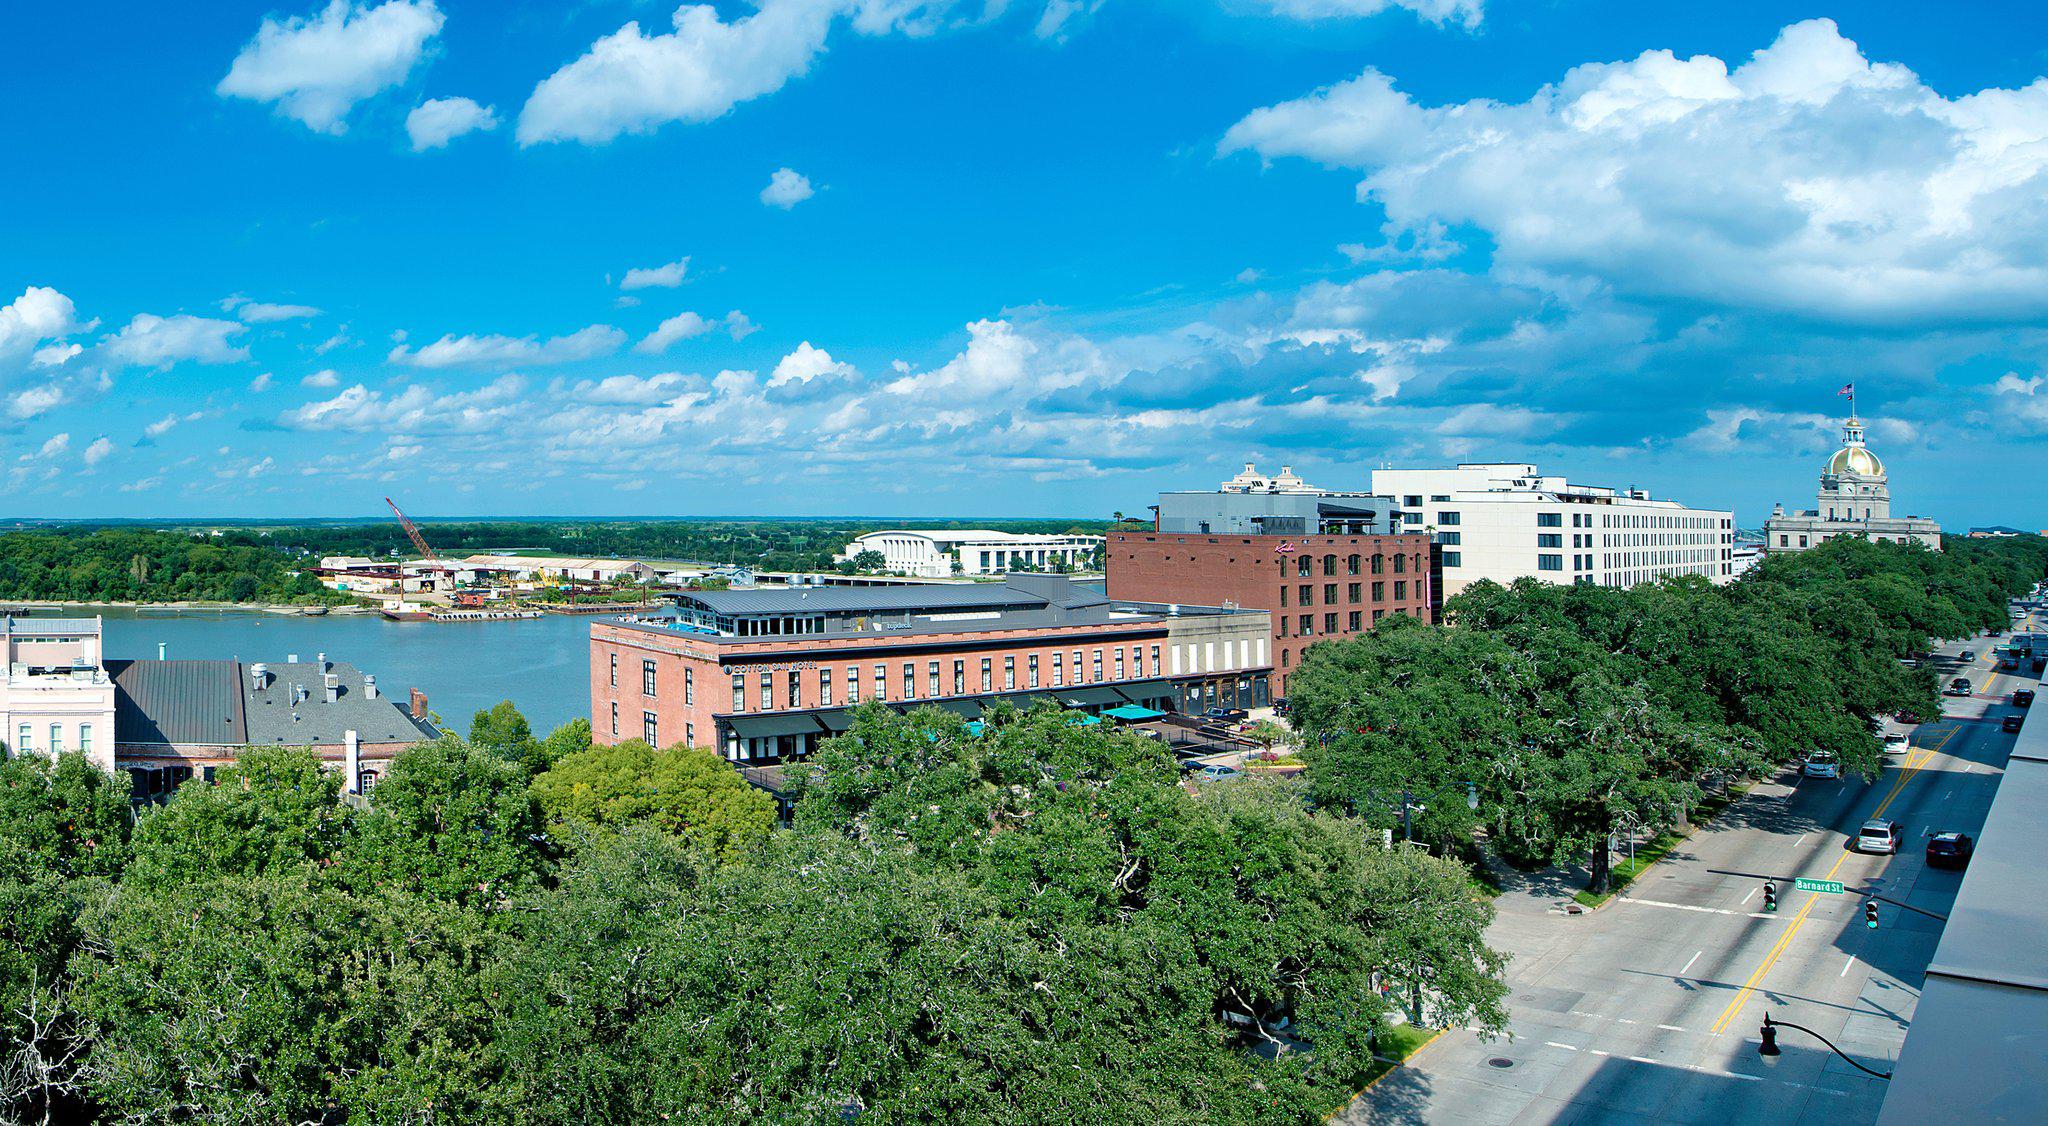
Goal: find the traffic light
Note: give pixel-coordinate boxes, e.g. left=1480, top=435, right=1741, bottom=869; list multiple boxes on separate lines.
left=1762, top=880, right=1777, bottom=912
left=1864, top=899, right=1880, bottom=929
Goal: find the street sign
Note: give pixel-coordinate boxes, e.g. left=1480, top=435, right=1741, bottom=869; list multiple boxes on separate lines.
left=1795, top=878, right=1845, bottom=894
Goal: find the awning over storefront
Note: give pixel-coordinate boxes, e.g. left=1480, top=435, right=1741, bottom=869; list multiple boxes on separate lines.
left=1054, top=686, right=1127, bottom=707
left=729, top=713, right=830, bottom=739
left=1114, top=680, right=1175, bottom=704
left=926, top=698, right=986, bottom=719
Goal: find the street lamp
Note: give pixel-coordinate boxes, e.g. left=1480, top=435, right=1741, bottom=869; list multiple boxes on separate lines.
left=1757, top=1012, right=1893, bottom=1080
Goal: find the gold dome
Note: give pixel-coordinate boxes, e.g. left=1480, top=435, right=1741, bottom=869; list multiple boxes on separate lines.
left=1827, top=445, right=1884, bottom=478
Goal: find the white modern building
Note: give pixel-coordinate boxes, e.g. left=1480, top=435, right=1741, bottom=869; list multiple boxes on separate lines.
left=836, top=530, right=1105, bottom=577
left=0, top=617, right=116, bottom=772
left=1762, top=408, right=1942, bottom=554
left=1369, top=463, right=1735, bottom=594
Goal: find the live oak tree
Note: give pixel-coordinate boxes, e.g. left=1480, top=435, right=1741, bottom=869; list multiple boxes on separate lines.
left=122, top=747, right=349, bottom=891
left=344, top=740, right=553, bottom=908
left=529, top=738, right=775, bottom=864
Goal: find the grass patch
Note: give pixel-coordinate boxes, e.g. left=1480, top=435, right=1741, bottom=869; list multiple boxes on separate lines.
left=1570, top=781, right=1755, bottom=909
left=1345, top=1022, right=1442, bottom=1098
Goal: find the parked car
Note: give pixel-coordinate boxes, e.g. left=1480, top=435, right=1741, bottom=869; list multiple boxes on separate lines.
left=1196, top=764, right=1242, bottom=782
left=1959, top=649, right=1976, bottom=661
left=1926, top=831, right=1975, bottom=869
left=2004, top=714, right=2025, bottom=733
left=1882, top=731, right=1910, bottom=754
left=1802, top=752, right=1840, bottom=779
left=1944, top=677, right=1974, bottom=697
left=1856, top=819, right=1903, bottom=854
left=1895, top=710, right=1929, bottom=725
left=2015, top=689, right=2036, bottom=708
left=1202, top=707, right=1249, bottom=723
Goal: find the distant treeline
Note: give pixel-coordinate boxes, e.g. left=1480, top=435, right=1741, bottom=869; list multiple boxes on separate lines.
left=0, top=529, right=344, bottom=605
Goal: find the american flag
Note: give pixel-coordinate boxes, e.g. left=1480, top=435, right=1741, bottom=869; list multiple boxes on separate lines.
left=1838, top=383, right=1855, bottom=397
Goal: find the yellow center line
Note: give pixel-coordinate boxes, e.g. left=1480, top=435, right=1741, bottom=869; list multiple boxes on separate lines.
left=1708, top=728, right=1957, bottom=1035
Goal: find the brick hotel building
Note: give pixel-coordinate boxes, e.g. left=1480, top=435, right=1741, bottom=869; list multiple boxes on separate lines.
left=591, top=575, right=1273, bottom=763
left=1105, top=464, right=1437, bottom=696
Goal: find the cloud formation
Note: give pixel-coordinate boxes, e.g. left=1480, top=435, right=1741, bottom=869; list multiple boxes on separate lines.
left=1223, top=19, right=2048, bottom=324
left=761, top=167, right=816, bottom=208
left=407, top=95, right=499, bottom=150
left=101, top=314, right=250, bottom=368
left=388, top=325, right=626, bottom=368
left=218, top=0, right=446, bottom=133
left=620, top=258, right=690, bottom=290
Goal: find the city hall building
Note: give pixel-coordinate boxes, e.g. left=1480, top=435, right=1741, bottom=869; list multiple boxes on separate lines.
left=1763, top=406, right=1942, bottom=554
left=589, top=574, right=1272, bottom=763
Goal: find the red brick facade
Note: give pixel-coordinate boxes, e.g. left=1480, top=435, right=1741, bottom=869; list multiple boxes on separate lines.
left=1104, top=531, right=1435, bottom=695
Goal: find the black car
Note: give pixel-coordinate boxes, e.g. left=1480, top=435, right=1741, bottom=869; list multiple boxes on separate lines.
left=2017, top=689, right=2036, bottom=708
left=2004, top=714, right=2025, bottom=733
left=1944, top=677, right=1974, bottom=697
left=1926, top=831, right=1974, bottom=870
left=1203, top=707, right=1249, bottom=723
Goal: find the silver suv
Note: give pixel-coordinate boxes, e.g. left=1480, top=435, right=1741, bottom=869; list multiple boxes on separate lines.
left=1857, top=819, right=1903, bottom=854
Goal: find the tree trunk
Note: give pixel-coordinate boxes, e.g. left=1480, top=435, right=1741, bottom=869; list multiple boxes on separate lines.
left=1588, top=840, right=1612, bottom=895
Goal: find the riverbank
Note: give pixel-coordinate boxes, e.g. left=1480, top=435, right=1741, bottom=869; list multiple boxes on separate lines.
left=1, top=599, right=373, bottom=615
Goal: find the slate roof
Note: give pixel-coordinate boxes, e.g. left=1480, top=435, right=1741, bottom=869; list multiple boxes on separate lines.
left=243, top=660, right=440, bottom=746
left=108, top=658, right=437, bottom=749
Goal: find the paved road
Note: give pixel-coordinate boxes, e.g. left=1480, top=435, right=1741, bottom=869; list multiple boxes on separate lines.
left=1340, top=625, right=2032, bottom=1125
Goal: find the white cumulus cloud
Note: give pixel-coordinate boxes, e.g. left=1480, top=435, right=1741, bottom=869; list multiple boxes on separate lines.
left=1222, top=18, right=2048, bottom=324
left=1251, top=0, right=1482, bottom=29
left=761, top=166, right=816, bottom=208
left=83, top=437, right=115, bottom=467
left=218, top=0, right=446, bottom=134
left=101, top=314, right=250, bottom=368
left=407, top=95, right=499, bottom=150
left=620, top=257, right=690, bottom=290
left=237, top=301, right=323, bottom=323
left=769, top=341, right=855, bottom=386
left=303, top=369, right=341, bottom=387
left=636, top=310, right=755, bottom=353
left=388, top=325, right=626, bottom=368
left=1, top=287, right=81, bottom=372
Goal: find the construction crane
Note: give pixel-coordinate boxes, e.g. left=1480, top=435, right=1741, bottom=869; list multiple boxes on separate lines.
left=385, top=496, right=439, bottom=561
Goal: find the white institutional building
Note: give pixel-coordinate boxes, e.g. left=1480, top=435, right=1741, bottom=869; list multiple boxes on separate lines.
left=836, top=530, right=1105, bottom=578
left=1369, top=463, right=1735, bottom=595
left=0, top=617, right=116, bottom=772
left=1762, top=407, right=1942, bottom=554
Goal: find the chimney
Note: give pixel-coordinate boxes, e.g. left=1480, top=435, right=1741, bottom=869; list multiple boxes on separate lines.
left=249, top=663, right=269, bottom=691
left=323, top=673, right=340, bottom=704
left=410, top=688, right=427, bottom=721
left=344, top=729, right=360, bottom=794
left=318, top=651, right=328, bottom=672
left=363, top=673, right=378, bottom=699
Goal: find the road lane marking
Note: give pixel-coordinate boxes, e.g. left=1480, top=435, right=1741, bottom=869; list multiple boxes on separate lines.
left=1546, top=1041, right=1578, bottom=1051
left=1740, top=887, right=1757, bottom=905
left=1840, top=955, right=1856, bottom=978
left=1681, top=951, right=1702, bottom=975
left=1627, top=897, right=1743, bottom=916
left=1710, top=742, right=1946, bottom=1035
left=1658, top=1024, right=1686, bottom=1032
left=1794, top=833, right=1808, bottom=847
left=1629, top=1055, right=1657, bottom=1064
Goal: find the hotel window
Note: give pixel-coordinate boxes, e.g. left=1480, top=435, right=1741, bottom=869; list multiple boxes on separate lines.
left=610, top=702, right=619, bottom=736
left=642, top=712, right=659, bottom=747
left=819, top=669, right=833, bottom=707
left=1538, top=554, right=1564, bottom=571
left=1073, top=650, right=1083, bottom=681
left=1371, top=554, right=1385, bottom=574
left=874, top=666, right=887, bottom=701
left=1296, top=556, right=1312, bottom=577
left=760, top=672, right=773, bottom=709
left=685, top=723, right=695, bottom=747
left=787, top=673, right=800, bottom=709
left=1393, top=553, right=1406, bottom=573
left=1394, top=581, right=1407, bottom=600
left=904, top=663, right=916, bottom=699
left=1092, top=650, right=1104, bottom=681
left=50, top=725, right=62, bottom=754
left=1298, top=584, right=1313, bottom=605
left=609, top=653, right=617, bottom=687
left=980, top=659, right=993, bottom=692
left=1003, top=656, right=1016, bottom=690
left=1349, top=611, right=1363, bottom=631
left=1052, top=652, right=1064, bottom=685
left=642, top=659, right=658, bottom=697
left=1442, top=551, right=1462, bottom=567
left=1537, top=512, right=1563, bottom=528
left=1278, top=586, right=1287, bottom=608
left=1028, top=655, right=1040, bottom=688
left=847, top=667, right=860, bottom=704
left=1438, top=531, right=1460, bottom=545
left=1538, top=533, right=1563, bottom=548
left=19, top=724, right=31, bottom=751
left=80, top=723, right=93, bottom=757
left=1323, top=613, right=1338, bottom=634
left=1298, top=614, right=1313, bottom=636
left=1371, top=581, right=1385, bottom=601
left=1115, top=649, right=1125, bottom=679
left=684, top=668, right=694, bottom=706
left=732, top=672, right=745, bottom=711
left=1324, top=583, right=1338, bottom=603
left=1150, top=645, right=1161, bottom=677
left=1436, top=511, right=1461, bottom=526
left=1347, top=554, right=1361, bottom=575
left=1373, top=609, right=1385, bottom=622
left=1404, top=494, right=1422, bottom=507
left=1348, top=582, right=1362, bottom=603
left=1322, top=554, right=1337, bottom=576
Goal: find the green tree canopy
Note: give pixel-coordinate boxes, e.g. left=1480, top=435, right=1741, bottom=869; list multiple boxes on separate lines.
left=530, top=739, right=774, bottom=863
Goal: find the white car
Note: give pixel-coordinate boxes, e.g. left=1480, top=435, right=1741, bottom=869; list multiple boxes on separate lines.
left=1802, top=753, right=1840, bottom=779
left=1882, top=731, right=1910, bottom=754
left=1857, top=819, right=1903, bottom=854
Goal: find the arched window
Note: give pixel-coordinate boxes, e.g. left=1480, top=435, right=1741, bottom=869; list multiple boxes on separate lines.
left=1393, top=553, right=1407, bottom=574
left=1347, top=554, right=1362, bottom=575
left=1322, top=554, right=1338, bottom=576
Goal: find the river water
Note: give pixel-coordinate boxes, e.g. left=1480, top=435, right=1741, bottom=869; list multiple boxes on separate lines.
left=90, top=608, right=596, bottom=736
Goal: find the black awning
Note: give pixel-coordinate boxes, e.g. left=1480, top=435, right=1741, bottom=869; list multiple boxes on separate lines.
left=1054, top=686, right=1127, bottom=707
left=1114, top=679, right=1176, bottom=704
left=729, top=713, right=830, bottom=739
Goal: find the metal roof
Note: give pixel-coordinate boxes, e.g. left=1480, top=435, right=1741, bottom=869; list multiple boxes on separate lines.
left=680, top=584, right=1049, bottom=616
left=108, top=659, right=247, bottom=746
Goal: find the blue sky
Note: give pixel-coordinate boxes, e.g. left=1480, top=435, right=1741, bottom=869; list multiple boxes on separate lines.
left=4, top=0, right=2047, bottom=526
